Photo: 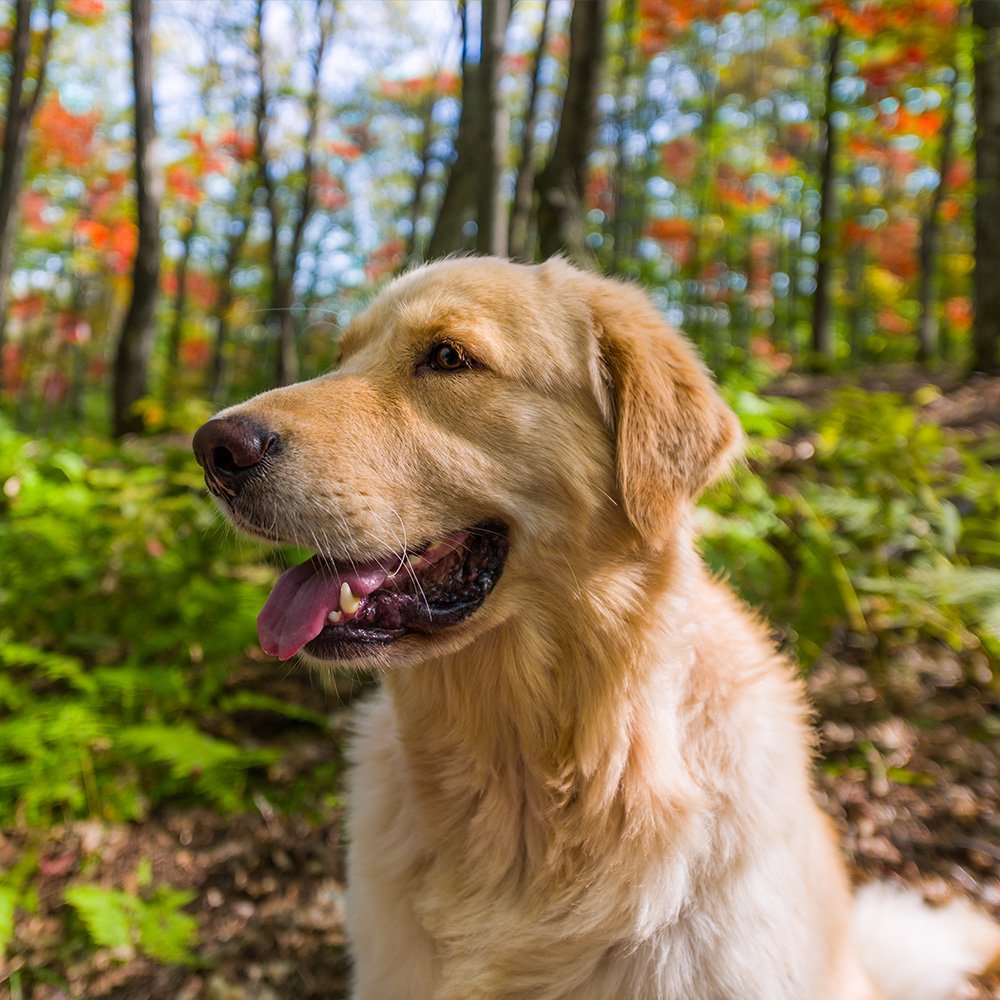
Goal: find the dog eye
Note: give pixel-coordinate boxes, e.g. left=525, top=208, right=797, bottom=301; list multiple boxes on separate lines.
left=427, top=342, right=471, bottom=372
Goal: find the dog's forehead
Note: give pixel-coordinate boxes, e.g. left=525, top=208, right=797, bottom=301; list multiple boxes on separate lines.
left=339, top=260, right=593, bottom=382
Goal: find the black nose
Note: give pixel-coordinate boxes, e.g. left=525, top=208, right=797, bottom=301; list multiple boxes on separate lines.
left=192, top=417, right=280, bottom=497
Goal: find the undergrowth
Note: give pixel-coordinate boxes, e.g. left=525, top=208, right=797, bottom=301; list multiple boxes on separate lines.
left=705, top=383, right=1000, bottom=668
left=1, top=382, right=999, bottom=981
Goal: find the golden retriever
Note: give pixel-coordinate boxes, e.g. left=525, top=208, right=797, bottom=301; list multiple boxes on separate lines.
left=194, top=257, right=1000, bottom=1000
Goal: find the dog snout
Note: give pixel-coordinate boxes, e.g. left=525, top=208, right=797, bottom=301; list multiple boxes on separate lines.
left=192, top=416, right=281, bottom=497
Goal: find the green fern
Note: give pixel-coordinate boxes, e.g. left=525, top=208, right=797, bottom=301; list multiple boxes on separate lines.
left=63, top=881, right=198, bottom=965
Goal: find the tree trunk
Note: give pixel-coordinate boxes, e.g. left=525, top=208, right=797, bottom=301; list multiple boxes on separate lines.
left=164, top=217, right=195, bottom=409
left=112, top=0, right=161, bottom=437
left=406, top=94, right=439, bottom=262
left=810, top=21, right=843, bottom=367
left=536, top=0, right=607, bottom=265
left=254, top=0, right=332, bottom=386
left=609, top=0, right=637, bottom=274
left=508, top=0, right=553, bottom=261
left=208, top=198, right=251, bottom=402
left=474, top=0, right=511, bottom=256
left=916, top=67, right=958, bottom=365
left=428, top=1, right=481, bottom=260
left=254, top=0, right=287, bottom=385
left=0, top=0, right=56, bottom=353
left=972, top=0, right=1000, bottom=374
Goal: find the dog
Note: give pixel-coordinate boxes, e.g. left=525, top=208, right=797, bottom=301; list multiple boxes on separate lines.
left=194, top=256, right=1000, bottom=999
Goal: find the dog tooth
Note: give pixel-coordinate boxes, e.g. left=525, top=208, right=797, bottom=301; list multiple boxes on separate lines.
left=340, top=582, right=361, bottom=614
left=328, top=609, right=343, bottom=623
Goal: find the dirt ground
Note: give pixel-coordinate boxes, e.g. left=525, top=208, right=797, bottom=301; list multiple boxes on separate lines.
left=4, top=371, right=1000, bottom=999
left=5, top=648, right=998, bottom=1000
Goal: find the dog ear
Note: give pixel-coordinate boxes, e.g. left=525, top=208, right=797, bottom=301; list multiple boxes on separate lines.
left=579, top=271, right=742, bottom=545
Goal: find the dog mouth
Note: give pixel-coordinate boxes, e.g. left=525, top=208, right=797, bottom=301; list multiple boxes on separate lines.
left=257, top=521, right=510, bottom=661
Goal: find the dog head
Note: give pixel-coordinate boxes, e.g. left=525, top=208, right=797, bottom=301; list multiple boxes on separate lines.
left=193, top=257, right=740, bottom=667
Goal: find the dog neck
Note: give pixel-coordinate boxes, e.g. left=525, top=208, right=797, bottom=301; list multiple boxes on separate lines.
left=383, top=526, right=711, bottom=884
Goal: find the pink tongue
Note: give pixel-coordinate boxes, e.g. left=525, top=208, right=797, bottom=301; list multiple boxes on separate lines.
left=257, top=556, right=388, bottom=661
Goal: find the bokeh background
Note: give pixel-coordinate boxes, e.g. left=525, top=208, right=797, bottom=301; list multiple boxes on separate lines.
left=2, top=1, right=1000, bottom=997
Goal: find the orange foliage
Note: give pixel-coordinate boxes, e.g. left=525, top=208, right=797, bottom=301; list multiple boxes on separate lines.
left=767, top=148, right=796, bottom=174
left=315, top=168, right=348, bottom=211
left=886, top=148, right=920, bottom=178
left=586, top=169, right=613, bottom=215
left=57, top=314, right=91, bottom=345
left=748, top=237, right=772, bottom=292
left=847, top=134, right=886, bottom=162
left=639, top=0, right=754, bottom=56
left=167, top=163, right=202, bottom=204
left=944, top=296, right=972, bottom=331
left=2, top=343, right=26, bottom=393
left=945, top=160, right=972, bottom=190
left=219, top=130, right=256, bottom=163
left=163, top=270, right=218, bottom=310
left=660, top=137, right=699, bottom=185
left=939, top=198, right=961, bottom=222
left=21, top=191, right=48, bottom=229
left=379, top=71, right=459, bottom=102
left=10, top=293, right=45, bottom=321
left=343, top=123, right=375, bottom=154
left=88, top=171, right=129, bottom=219
left=75, top=218, right=137, bottom=274
left=873, top=217, right=919, bottom=280
left=750, top=336, right=792, bottom=375
left=364, top=239, right=406, bottom=282
left=35, top=94, right=101, bottom=169
left=818, top=0, right=885, bottom=38
left=181, top=336, right=211, bottom=368
left=66, top=0, right=105, bottom=21
left=328, top=140, right=361, bottom=162
left=842, top=220, right=876, bottom=247
left=862, top=42, right=937, bottom=94
left=878, top=307, right=912, bottom=336
left=647, top=218, right=694, bottom=266
left=714, top=164, right=774, bottom=210
left=647, top=218, right=694, bottom=241
left=889, top=108, right=944, bottom=139
left=821, top=0, right=956, bottom=38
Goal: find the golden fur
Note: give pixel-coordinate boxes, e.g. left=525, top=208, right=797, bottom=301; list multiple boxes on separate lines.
left=207, top=257, right=1000, bottom=1000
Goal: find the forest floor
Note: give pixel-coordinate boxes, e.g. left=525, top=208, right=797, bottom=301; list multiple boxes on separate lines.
left=6, top=370, right=1000, bottom=1000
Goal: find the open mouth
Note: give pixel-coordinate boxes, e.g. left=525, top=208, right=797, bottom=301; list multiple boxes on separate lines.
left=257, top=521, right=510, bottom=661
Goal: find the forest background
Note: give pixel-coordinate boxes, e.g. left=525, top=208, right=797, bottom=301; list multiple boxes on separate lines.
left=2, top=1, right=1000, bottom=997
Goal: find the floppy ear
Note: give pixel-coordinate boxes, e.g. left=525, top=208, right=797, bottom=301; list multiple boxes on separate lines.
left=583, top=273, right=742, bottom=545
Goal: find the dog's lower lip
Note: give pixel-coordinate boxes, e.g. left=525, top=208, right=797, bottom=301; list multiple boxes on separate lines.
left=260, top=520, right=511, bottom=662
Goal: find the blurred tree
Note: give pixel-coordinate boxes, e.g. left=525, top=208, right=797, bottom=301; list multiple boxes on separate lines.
left=475, top=0, right=511, bottom=256
left=608, top=0, right=639, bottom=275
left=111, top=0, right=160, bottom=437
left=508, top=0, right=553, bottom=261
left=810, top=16, right=843, bottom=367
left=0, top=0, right=56, bottom=353
left=916, top=62, right=958, bottom=364
left=253, top=0, right=334, bottom=386
left=972, top=0, right=1000, bottom=373
left=1, top=0, right=995, bottom=425
left=537, top=0, right=607, bottom=264
left=428, top=1, right=481, bottom=259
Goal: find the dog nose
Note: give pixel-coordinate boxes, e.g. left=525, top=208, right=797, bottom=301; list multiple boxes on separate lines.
left=192, top=417, right=280, bottom=496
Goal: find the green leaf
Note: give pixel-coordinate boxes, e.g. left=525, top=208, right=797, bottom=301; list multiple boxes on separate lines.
left=63, top=885, right=133, bottom=952
left=0, top=884, right=18, bottom=957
